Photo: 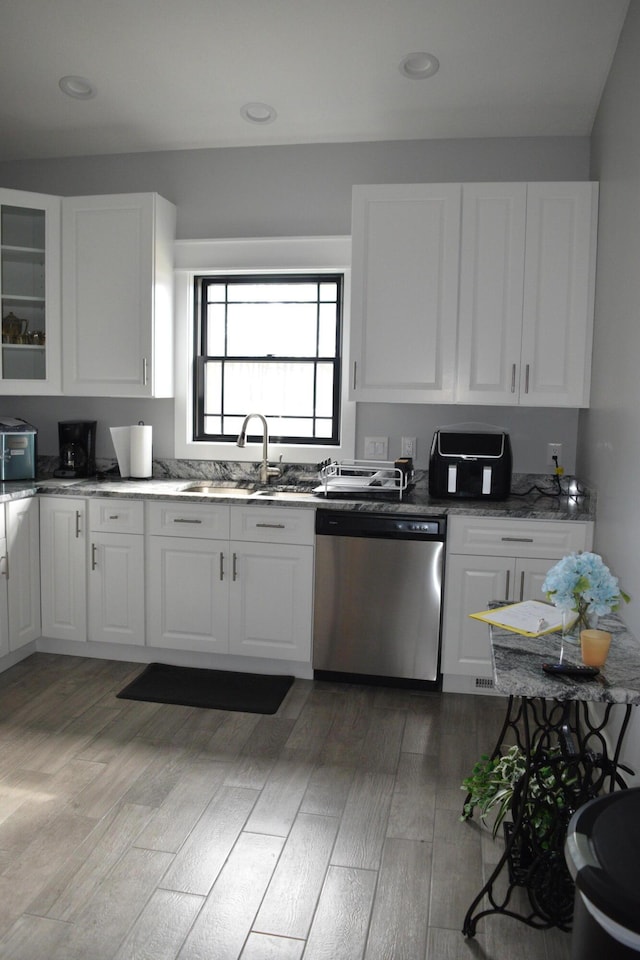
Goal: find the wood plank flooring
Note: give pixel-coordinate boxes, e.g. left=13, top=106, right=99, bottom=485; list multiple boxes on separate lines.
left=0, top=653, right=572, bottom=959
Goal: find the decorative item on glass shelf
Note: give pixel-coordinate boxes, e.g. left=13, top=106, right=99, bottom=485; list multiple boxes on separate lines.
left=542, top=552, right=630, bottom=658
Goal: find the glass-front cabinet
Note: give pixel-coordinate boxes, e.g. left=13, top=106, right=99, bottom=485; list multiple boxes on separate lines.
left=0, top=189, right=61, bottom=394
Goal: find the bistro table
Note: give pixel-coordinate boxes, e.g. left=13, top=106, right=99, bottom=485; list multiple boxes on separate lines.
left=462, top=612, right=640, bottom=938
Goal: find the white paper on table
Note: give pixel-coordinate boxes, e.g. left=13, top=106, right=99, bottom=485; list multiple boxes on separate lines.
left=469, top=600, right=565, bottom=637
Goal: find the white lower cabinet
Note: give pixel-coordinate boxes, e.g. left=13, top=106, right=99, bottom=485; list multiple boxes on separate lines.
left=6, top=497, right=41, bottom=651
left=442, top=516, right=594, bottom=689
left=146, top=502, right=314, bottom=663
left=40, top=497, right=87, bottom=643
left=88, top=499, right=145, bottom=646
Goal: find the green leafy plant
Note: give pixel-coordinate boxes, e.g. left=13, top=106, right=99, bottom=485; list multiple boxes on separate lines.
left=461, top=744, right=579, bottom=848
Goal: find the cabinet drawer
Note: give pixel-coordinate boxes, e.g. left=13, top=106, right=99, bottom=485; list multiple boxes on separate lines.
left=147, top=500, right=230, bottom=539
left=448, top=516, right=593, bottom=558
left=230, top=506, right=315, bottom=545
left=89, top=498, right=145, bottom=534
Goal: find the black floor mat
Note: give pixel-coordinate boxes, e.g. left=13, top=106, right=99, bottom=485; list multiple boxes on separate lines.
left=116, top=662, right=294, bottom=714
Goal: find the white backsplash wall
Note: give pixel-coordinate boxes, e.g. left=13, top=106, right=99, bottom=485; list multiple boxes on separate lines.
left=0, top=396, right=175, bottom=460
left=356, top=403, right=580, bottom=475
left=4, top=392, right=580, bottom=476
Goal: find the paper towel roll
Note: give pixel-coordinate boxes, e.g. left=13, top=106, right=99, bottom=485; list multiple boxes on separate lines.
left=130, top=424, right=153, bottom=478
left=110, top=426, right=131, bottom=478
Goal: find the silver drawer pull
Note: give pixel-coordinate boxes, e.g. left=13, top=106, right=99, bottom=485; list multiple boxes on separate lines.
left=505, top=569, right=510, bottom=599
left=172, top=518, right=203, bottom=524
left=256, top=522, right=285, bottom=529
left=511, top=363, right=516, bottom=393
left=501, top=536, right=534, bottom=542
left=219, top=551, right=225, bottom=581
left=91, top=543, right=98, bottom=570
left=232, top=552, right=238, bottom=581
left=75, top=510, right=82, bottom=538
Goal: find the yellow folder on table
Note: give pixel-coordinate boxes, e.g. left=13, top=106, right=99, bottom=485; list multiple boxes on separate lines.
left=469, top=600, right=565, bottom=637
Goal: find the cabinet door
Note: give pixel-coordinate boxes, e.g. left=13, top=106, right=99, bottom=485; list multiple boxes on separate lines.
left=62, top=193, right=175, bottom=397
left=146, top=536, right=229, bottom=654
left=521, top=182, right=598, bottom=407
left=229, top=541, right=313, bottom=661
left=456, top=183, right=527, bottom=403
left=40, top=497, right=87, bottom=643
left=350, top=184, right=461, bottom=402
left=0, top=189, right=62, bottom=395
left=88, top=532, right=145, bottom=645
left=6, top=498, right=41, bottom=651
left=514, top=557, right=556, bottom=605
left=441, top=554, right=514, bottom=678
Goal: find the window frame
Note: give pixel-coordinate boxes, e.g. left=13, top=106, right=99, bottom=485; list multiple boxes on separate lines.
left=173, top=236, right=355, bottom=465
left=193, top=272, right=344, bottom=446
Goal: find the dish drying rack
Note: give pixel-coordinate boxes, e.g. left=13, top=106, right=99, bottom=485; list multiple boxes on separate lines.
left=315, top=459, right=413, bottom=500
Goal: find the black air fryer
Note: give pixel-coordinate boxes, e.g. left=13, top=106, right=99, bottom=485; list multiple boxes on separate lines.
left=54, top=421, right=97, bottom=478
left=429, top=428, right=512, bottom=500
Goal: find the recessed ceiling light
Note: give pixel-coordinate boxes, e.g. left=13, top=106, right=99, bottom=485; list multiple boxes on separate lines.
left=240, top=102, right=277, bottom=125
left=399, top=52, right=440, bottom=80
left=58, top=75, right=96, bottom=100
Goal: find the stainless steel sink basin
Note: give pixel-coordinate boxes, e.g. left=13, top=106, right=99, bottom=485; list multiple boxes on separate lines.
left=182, top=482, right=255, bottom=498
left=253, top=489, right=317, bottom=500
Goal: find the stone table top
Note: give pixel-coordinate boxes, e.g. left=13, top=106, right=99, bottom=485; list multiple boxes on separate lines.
left=490, top=612, right=640, bottom=704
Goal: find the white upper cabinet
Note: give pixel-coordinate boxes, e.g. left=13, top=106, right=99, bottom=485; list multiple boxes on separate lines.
left=350, top=183, right=462, bottom=402
left=456, top=181, right=598, bottom=406
left=520, top=182, right=597, bottom=407
left=62, top=192, right=176, bottom=397
left=351, top=181, right=598, bottom=408
left=0, top=189, right=62, bottom=395
left=456, top=183, right=527, bottom=404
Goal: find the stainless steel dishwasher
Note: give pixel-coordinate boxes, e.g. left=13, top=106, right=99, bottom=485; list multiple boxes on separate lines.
left=313, top=510, right=446, bottom=688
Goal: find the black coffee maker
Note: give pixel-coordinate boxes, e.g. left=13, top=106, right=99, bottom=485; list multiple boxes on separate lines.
left=54, top=421, right=97, bottom=478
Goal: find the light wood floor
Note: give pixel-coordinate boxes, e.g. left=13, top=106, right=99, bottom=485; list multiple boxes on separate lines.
left=0, top=653, right=572, bottom=960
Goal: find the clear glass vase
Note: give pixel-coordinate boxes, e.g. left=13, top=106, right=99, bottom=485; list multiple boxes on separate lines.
left=562, top=601, right=597, bottom=645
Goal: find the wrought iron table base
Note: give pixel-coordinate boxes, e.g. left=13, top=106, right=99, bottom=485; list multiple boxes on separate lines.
left=462, top=694, right=633, bottom=937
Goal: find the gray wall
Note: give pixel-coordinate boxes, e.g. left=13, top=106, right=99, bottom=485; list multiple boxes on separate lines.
left=0, top=135, right=590, bottom=467
left=577, top=2, right=640, bottom=779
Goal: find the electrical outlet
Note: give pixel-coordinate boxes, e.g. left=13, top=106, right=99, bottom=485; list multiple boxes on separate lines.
left=401, top=436, right=417, bottom=458
left=547, top=442, right=562, bottom=466
left=364, top=436, right=388, bottom=459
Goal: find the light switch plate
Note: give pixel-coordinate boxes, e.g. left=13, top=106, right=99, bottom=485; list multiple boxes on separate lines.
left=364, top=436, right=388, bottom=459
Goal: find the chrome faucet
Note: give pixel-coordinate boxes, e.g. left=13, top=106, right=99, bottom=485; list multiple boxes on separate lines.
left=236, top=413, right=282, bottom=484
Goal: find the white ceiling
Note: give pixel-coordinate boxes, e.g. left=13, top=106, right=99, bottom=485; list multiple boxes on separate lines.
left=0, top=0, right=630, bottom=163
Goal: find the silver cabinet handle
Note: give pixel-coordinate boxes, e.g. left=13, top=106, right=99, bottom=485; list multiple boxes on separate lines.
left=511, top=363, right=516, bottom=393
left=142, top=357, right=148, bottom=386
left=75, top=510, right=82, bottom=539
left=256, top=522, right=285, bottom=529
left=505, top=569, right=510, bottom=599
left=0, top=553, right=8, bottom=579
left=232, top=552, right=238, bottom=581
left=501, top=536, right=534, bottom=542
left=91, top=543, right=98, bottom=570
left=353, top=361, right=357, bottom=391
left=525, top=363, right=530, bottom=393
left=519, top=571, right=525, bottom=601
left=172, top=518, right=203, bottom=524
left=109, top=515, right=119, bottom=520
left=219, top=551, right=225, bottom=582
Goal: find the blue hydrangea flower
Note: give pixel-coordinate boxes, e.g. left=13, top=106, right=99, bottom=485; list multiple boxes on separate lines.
left=542, top=552, right=626, bottom=616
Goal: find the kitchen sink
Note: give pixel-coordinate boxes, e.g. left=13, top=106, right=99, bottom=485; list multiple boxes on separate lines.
left=253, top=489, right=317, bottom=500
left=181, top=482, right=256, bottom=497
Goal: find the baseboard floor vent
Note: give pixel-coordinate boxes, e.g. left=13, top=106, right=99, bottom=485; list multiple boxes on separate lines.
left=475, top=677, right=494, bottom=689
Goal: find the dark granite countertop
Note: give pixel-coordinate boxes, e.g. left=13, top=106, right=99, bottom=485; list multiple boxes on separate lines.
left=490, top=612, right=640, bottom=704
left=30, top=470, right=595, bottom=522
